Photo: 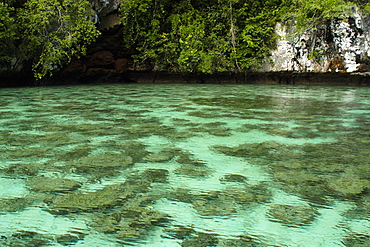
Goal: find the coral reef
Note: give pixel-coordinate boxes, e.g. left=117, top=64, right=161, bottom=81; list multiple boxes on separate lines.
left=267, top=204, right=319, bottom=226
left=27, top=176, right=81, bottom=192
left=66, top=152, right=133, bottom=175
left=163, top=225, right=196, bottom=240
left=0, top=230, right=86, bottom=246
left=5, top=147, right=54, bottom=159
left=179, top=231, right=265, bottom=247
left=192, top=192, right=237, bottom=216
left=328, top=174, right=370, bottom=196
left=2, top=163, right=41, bottom=176
left=212, top=141, right=282, bottom=158
left=88, top=171, right=170, bottom=240
left=181, top=232, right=219, bottom=247
left=343, top=234, right=370, bottom=247
left=47, top=183, right=133, bottom=213
left=220, top=174, right=248, bottom=183
left=174, top=164, right=213, bottom=178
left=0, top=84, right=369, bottom=246
left=0, top=197, right=32, bottom=213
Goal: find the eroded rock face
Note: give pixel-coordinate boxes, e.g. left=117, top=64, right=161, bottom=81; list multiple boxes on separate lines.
left=62, top=60, right=87, bottom=78
left=98, top=12, right=121, bottom=31
left=88, top=50, right=115, bottom=67
left=115, top=58, right=128, bottom=73
left=90, top=0, right=121, bottom=18
left=265, top=8, right=370, bottom=73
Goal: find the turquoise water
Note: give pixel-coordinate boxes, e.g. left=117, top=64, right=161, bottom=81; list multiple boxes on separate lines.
left=0, top=83, right=369, bottom=246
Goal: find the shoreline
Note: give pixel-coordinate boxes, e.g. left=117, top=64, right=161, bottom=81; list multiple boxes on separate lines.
left=114, top=71, right=370, bottom=86
left=2, top=71, right=370, bottom=88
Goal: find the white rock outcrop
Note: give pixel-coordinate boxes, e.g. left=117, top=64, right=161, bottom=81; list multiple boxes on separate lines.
left=265, top=8, right=370, bottom=73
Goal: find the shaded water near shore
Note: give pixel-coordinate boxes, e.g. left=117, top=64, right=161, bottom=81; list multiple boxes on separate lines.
left=0, top=83, right=369, bottom=246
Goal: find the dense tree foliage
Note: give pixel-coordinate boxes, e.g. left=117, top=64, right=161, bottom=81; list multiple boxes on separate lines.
left=119, top=0, right=369, bottom=74
left=0, top=0, right=368, bottom=78
left=286, top=0, right=355, bottom=35
left=120, top=0, right=289, bottom=73
left=0, top=0, right=99, bottom=78
left=0, top=2, right=16, bottom=67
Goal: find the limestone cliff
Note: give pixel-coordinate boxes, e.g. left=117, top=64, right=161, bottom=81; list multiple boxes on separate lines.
left=263, top=8, right=370, bottom=73
left=90, top=0, right=122, bottom=31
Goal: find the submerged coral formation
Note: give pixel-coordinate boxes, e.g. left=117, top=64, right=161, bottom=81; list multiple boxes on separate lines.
left=220, top=174, right=248, bottom=183
left=328, top=174, right=370, bottom=196
left=0, top=84, right=369, bottom=246
left=267, top=204, right=319, bottom=226
left=27, top=176, right=81, bottom=192
left=48, top=183, right=133, bottom=213
left=212, top=136, right=370, bottom=205
left=0, top=198, right=32, bottom=213
left=179, top=231, right=265, bottom=247
left=192, top=192, right=237, bottom=216
left=66, top=152, right=133, bottom=177
left=0, top=230, right=86, bottom=246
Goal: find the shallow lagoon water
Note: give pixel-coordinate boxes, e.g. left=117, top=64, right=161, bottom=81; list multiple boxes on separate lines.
left=0, top=83, right=369, bottom=246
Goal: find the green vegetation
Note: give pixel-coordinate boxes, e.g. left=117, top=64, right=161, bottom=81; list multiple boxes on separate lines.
left=0, top=2, right=16, bottom=66
left=119, top=0, right=366, bottom=74
left=285, top=0, right=355, bottom=35
left=0, top=0, right=368, bottom=78
left=0, top=0, right=99, bottom=78
left=120, top=0, right=287, bottom=73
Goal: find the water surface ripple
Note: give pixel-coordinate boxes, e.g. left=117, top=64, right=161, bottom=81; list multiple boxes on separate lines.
left=0, top=84, right=369, bottom=246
